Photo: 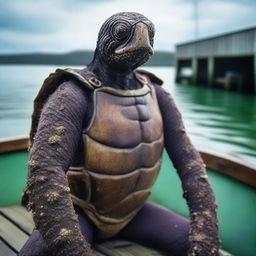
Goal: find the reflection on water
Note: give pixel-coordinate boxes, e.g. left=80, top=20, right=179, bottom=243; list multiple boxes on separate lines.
left=148, top=67, right=256, bottom=164
left=0, top=65, right=255, bottom=164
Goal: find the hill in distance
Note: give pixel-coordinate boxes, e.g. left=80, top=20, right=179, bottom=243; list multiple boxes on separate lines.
left=0, top=50, right=174, bottom=67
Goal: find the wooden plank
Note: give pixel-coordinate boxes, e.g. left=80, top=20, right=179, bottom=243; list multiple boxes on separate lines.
left=92, top=249, right=106, bottom=256
left=0, top=205, right=34, bottom=235
left=0, top=240, right=17, bottom=256
left=94, top=240, right=166, bottom=256
left=0, top=214, right=29, bottom=252
left=199, top=149, right=256, bottom=188
left=219, top=249, right=233, bottom=256
left=95, top=240, right=232, bottom=256
left=0, top=205, right=232, bottom=256
left=0, top=136, right=29, bottom=154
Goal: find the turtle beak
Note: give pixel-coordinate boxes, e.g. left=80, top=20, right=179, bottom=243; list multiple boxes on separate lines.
left=114, top=22, right=154, bottom=55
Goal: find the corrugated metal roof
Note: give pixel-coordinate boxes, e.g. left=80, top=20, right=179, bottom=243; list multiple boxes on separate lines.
left=176, top=27, right=256, bottom=58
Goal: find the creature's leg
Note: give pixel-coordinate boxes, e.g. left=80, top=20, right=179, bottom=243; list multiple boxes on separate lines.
left=18, top=230, right=49, bottom=256
left=118, top=201, right=189, bottom=256
left=75, top=206, right=95, bottom=244
left=19, top=208, right=94, bottom=256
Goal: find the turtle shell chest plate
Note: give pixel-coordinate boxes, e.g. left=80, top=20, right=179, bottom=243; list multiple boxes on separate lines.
left=69, top=84, right=164, bottom=238
left=85, top=85, right=164, bottom=174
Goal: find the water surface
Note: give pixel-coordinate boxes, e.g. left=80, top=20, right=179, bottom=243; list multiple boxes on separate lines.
left=0, top=65, right=255, bottom=164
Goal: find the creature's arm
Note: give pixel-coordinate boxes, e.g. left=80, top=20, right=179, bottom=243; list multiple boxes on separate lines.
left=24, top=81, right=93, bottom=256
left=155, top=85, right=220, bottom=256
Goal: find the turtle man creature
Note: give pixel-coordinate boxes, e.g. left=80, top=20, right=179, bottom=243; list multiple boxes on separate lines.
left=20, top=12, right=220, bottom=256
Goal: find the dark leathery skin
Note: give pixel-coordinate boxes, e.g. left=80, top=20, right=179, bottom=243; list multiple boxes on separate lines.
left=24, top=81, right=93, bottom=256
left=154, top=85, right=220, bottom=256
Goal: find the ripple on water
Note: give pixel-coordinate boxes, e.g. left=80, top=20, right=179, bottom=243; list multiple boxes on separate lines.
left=0, top=65, right=256, bottom=164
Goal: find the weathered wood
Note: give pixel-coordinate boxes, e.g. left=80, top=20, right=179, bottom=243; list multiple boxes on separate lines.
left=0, top=214, right=29, bottom=252
left=0, top=205, right=166, bottom=255
left=0, top=240, right=17, bottom=256
left=0, top=205, right=34, bottom=235
left=199, top=149, right=256, bottom=188
left=95, top=240, right=167, bottom=256
left=0, top=136, right=28, bottom=154
left=0, top=205, right=232, bottom=256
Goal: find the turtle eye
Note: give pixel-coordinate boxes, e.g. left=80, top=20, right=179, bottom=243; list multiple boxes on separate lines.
left=112, top=21, right=131, bottom=41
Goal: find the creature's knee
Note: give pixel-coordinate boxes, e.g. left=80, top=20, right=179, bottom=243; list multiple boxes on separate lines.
left=19, top=230, right=49, bottom=256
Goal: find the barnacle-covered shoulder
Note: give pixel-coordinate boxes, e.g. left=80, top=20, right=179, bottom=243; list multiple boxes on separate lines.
left=29, top=68, right=99, bottom=146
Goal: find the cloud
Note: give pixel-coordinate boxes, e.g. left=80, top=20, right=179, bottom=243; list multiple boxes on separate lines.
left=0, top=0, right=65, bottom=34
left=197, top=0, right=256, bottom=38
left=0, top=0, right=255, bottom=53
left=0, top=0, right=194, bottom=53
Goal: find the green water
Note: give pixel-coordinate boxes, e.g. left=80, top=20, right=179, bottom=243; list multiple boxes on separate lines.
left=148, top=67, right=256, bottom=164
left=0, top=151, right=28, bottom=206
left=0, top=65, right=255, bottom=164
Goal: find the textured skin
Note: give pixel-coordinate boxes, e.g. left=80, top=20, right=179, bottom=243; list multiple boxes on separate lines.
left=95, top=12, right=154, bottom=71
left=21, top=12, right=220, bottom=256
left=24, top=81, right=93, bottom=256
left=154, top=85, right=220, bottom=255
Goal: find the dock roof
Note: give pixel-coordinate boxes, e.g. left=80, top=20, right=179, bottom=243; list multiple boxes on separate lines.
left=176, top=26, right=256, bottom=58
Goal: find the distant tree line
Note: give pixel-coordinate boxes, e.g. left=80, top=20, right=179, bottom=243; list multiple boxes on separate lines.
left=0, top=50, right=174, bottom=66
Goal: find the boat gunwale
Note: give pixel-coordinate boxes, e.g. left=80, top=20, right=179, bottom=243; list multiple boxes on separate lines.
left=0, top=136, right=29, bottom=154
left=0, top=136, right=255, bottom=188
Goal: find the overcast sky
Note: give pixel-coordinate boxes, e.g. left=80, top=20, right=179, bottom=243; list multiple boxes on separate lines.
left=0, top=0, right=256, bottom=54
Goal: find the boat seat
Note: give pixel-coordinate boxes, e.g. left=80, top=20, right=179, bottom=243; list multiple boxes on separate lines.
left=0, top=204, right=167, bottom=256
left=0, top=205, right=232, bottom=256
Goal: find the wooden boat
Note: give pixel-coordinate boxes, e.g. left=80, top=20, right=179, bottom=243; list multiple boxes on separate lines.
left=1, top=136, right=255, bottom=256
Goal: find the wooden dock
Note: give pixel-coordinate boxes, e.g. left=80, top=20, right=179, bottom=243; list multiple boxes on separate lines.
left=175, top=27, right=256, bottom=93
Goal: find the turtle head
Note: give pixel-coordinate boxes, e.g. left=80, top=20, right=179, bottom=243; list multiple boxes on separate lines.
left=95, top=12, right=155, bottom=71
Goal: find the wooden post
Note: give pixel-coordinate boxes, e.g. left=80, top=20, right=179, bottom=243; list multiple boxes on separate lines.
left=254, top=55, right=256, bottom=93
left=208, top=56, right=214, bottom=86
left=254, top=30, right=256, bottom=93
left=192, top=58, right=197, bottom=84
left=175, top=58, right=180, bottom=82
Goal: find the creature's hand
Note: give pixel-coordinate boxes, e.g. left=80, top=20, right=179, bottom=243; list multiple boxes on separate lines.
left=188, top=210, right=219, bottom=256
left=25, top=167, right=94, bottom=256
left=189, top=242, right=218, bottom=256
left=52, top=236, right=93, bottom=256
left=183, top=169, right=220, bottom=256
